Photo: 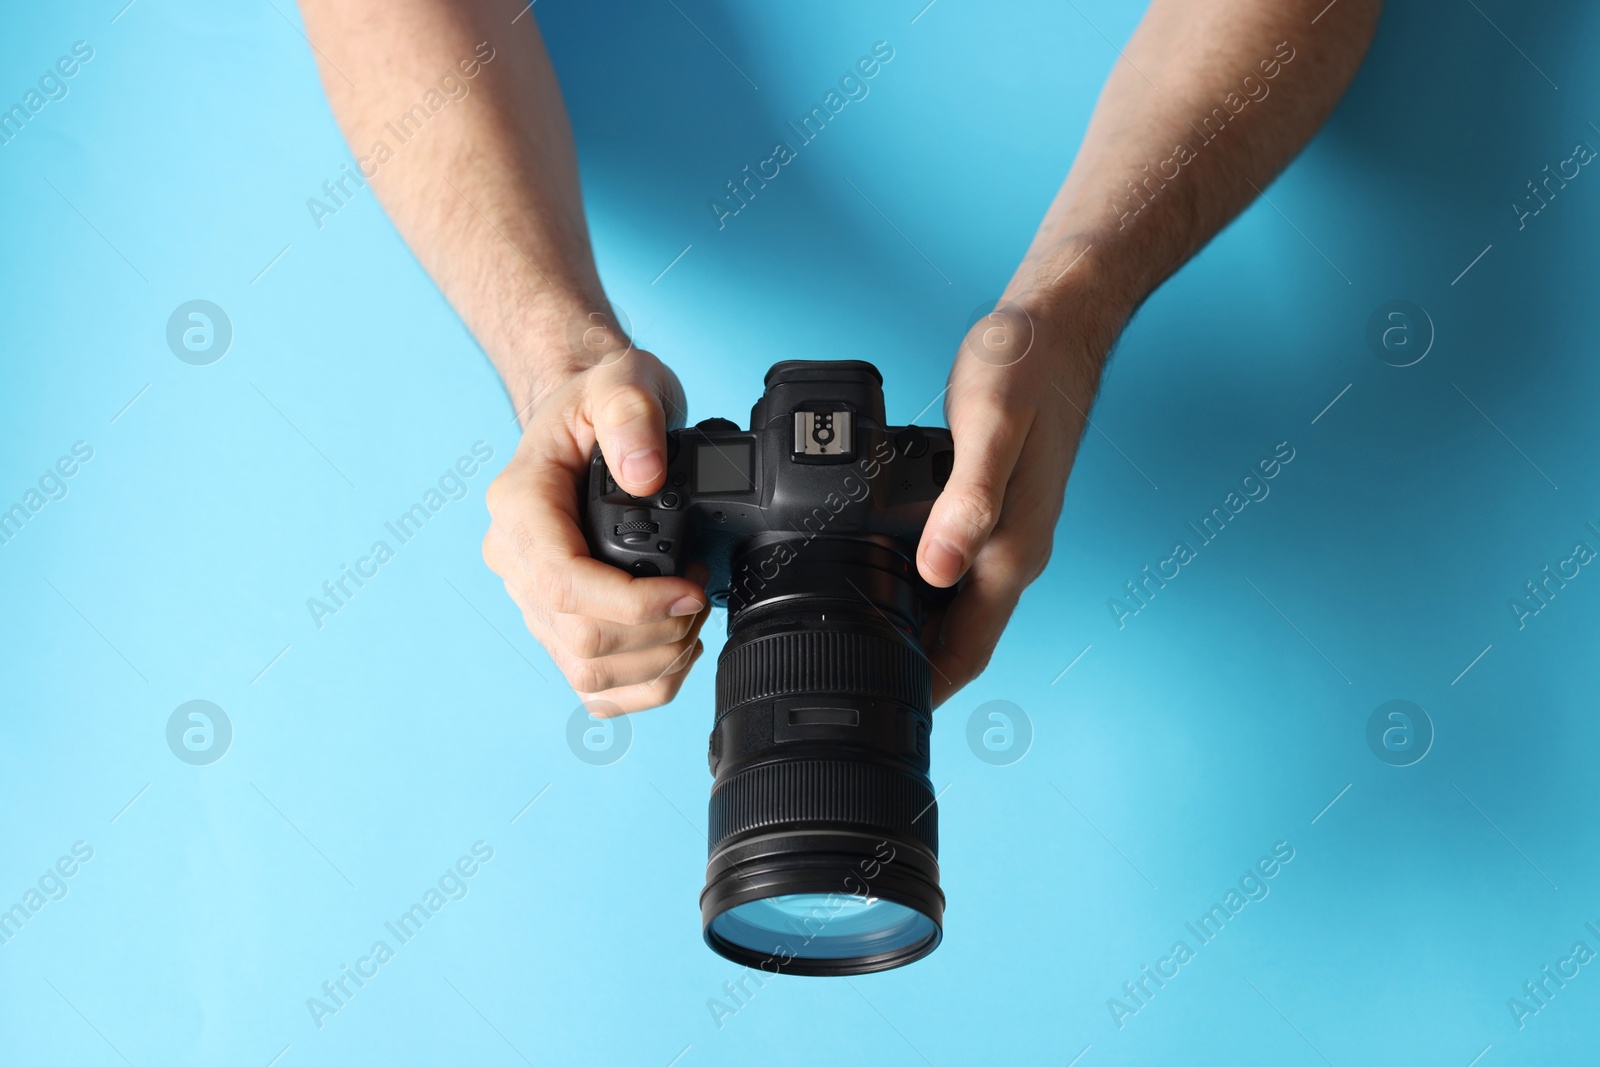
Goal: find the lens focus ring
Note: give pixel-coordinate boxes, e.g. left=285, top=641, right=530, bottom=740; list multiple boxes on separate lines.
left=708, top=758, right=937, bottom=855
left=715, top=629, right=930, bottom=721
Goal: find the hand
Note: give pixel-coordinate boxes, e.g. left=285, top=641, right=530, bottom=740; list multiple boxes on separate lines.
left=483, top=348, right=710, bottom=714
left=916, top=298, right=1114, bottom=706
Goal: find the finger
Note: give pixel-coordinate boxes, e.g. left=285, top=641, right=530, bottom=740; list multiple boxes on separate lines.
left=540, top=563, right=710, bottom=655
left=487, top=521, right=706, bottom=626
left=487, top=456, right=706, bottom=624
left=549, top=626, right=704, bottom=696
left=589, top=355, right=672, bottom=496
left=918, top=398, right=1032, bottom=587
left=547, top=606, right=701, bottom=659
left=519, top=607, right=704, bottom=713
left=546, top=586, right=711, bottom=659
left=581, top=639, right=706, bottom=715
left=926, top=431, right=1064, bottom=706
left=927, top=547, right=1029, bottom=707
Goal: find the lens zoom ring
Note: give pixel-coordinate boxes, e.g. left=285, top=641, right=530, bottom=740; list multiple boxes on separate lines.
left=716, top=630, right=930, bottom=716
left=708, top=760, right=937, bottom=855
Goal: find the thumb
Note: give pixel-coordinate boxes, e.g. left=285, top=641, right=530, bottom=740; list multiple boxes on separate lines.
left=918, top=402, right=1029, bottom=587
left=590, top=355, right=675, bottom=496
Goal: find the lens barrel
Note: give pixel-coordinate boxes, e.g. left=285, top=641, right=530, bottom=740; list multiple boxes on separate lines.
left=700, top=537, right=944, bottom=976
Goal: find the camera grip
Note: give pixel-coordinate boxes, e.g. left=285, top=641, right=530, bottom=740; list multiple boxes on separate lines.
left=583, top=445, right=691, bottom=578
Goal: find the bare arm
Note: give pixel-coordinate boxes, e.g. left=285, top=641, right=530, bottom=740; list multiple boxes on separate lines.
left=299, top=0, right=604, bottom=415
left=916, top=0, right=1383, bottom=701
left=1011, top=0, right=1380, bottom=312
left=301, top=0, right=711, bottom=712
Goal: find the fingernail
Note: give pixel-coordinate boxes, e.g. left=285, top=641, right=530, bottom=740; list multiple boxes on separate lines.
left=925, top=539, right=964, bottom=582
left=622, top=448, right=661, bottom=485
left=668, top=595, right=704, bottom=618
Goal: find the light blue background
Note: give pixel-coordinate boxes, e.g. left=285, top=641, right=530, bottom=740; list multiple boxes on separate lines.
left=3, top=0, right=1598, bottom=1064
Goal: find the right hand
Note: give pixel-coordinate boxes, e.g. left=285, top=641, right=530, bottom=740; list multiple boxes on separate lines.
left=482, top=349, right=710, bottom=714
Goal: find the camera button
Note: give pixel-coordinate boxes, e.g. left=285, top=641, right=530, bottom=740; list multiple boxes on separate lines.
left=895, top=427, right=928, bottom=458
left=659, top=493, right=680, bottom=510
left=616, top=509, right=659, bottom=545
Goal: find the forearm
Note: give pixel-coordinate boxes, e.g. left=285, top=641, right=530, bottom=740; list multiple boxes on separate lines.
left=299, top=0, right=605, bottom=416
left=1010, top=0, right=1382, bottom=350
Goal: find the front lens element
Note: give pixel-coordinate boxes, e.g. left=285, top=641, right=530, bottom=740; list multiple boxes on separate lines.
left=709, top=894, right=938, bottom=961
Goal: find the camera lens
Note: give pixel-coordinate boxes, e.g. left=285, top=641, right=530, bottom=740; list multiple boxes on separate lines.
left=710, top=895, right=937, bottom=961
left=700, top=537, right=944, bottom=977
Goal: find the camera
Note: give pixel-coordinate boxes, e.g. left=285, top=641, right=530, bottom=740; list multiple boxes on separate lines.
left=585, top=360, right=954, bottom=975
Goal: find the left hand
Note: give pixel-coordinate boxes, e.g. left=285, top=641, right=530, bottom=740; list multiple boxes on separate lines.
left=915, top=298, right=1112, bottom=706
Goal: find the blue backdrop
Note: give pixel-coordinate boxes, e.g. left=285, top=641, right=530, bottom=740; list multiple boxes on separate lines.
left=3, top=1, right=1598, bottom=1064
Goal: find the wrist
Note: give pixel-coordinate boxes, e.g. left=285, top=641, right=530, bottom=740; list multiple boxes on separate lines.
left=500, top=286, right=632, bottom=421
left=997, top=239, right=1135, bottom=386
left=1006, top=236, right=1139, bottom=328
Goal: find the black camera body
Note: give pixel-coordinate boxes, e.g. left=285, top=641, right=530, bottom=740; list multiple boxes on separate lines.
left=584, top=360, right=953, bottom=602
left=584, top=360, right=955, bottom=976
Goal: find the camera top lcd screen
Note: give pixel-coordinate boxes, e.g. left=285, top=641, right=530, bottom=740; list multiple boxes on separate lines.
left=695, top=441, right=755, bottom=494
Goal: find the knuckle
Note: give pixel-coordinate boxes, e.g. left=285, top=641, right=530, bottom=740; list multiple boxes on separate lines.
left=988, top=538, right=1035, bottom=577
left=481, top=530, right=500, bottom=573
left=662, top=638, right=697, bottom=675
left=599, top=386, right=656, bottom=430
left=982, top=533, right=1051, bottom=584
left=646, top=671, right=686, bottom=707
left=510, top=520, right=536, bottom=565
left=567, top=658, right=610, bottom=695
left=532, top=563, right=571, bottom=613
left=560, top=615, right=607, bottom=659
left=948, top=643, right=993, bottom=680
left=948, top=490, right=999, bottom=538
left=614, top=590, right=657, bottom=627
left=484, top=474, right=508, bottom=514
